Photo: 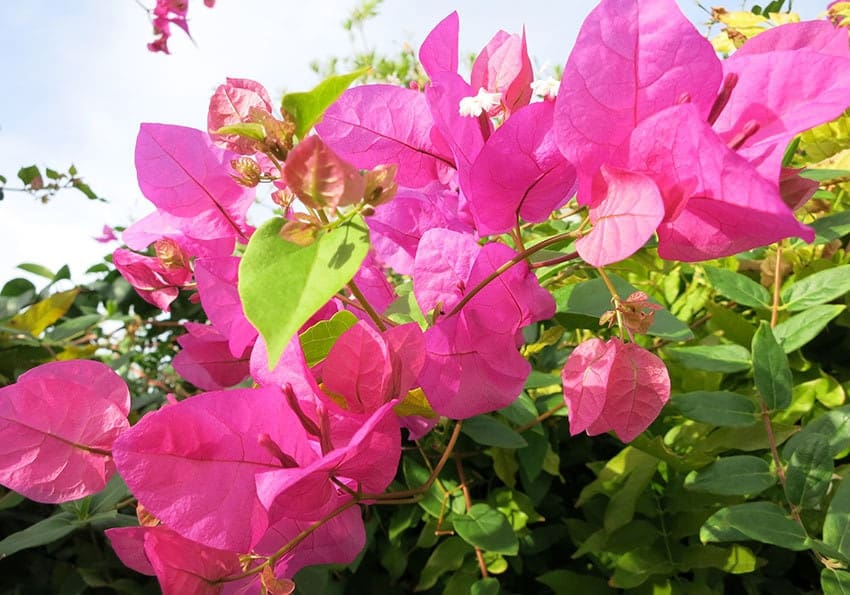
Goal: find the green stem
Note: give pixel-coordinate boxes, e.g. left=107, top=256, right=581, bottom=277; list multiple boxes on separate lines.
left=447, top=230, right=577, bottom=317
left=347, top=279, right=387, bottom=331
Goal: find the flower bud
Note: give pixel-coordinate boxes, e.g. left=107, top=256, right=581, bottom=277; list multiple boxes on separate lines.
left=230, top=156, right=262, bottom=187
left=154, top=238, right=189, bottom=270
left=363, top=163, right=398, bottom=206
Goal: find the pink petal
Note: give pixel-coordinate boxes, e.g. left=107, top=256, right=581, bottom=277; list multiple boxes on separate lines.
left=283, top=135, right=365, bottom=210
left=256, top=402, right=400, bottom=523
left=419, top=12, right=459, bottom=78
left=123, top=209, right=236, bottom=258
left=561, top=338, right=617, bottom=436
left=194, top=256, right=258, bottom=357
left=135, top=124, right=254, bottom=244
left=471, top=29, right=533, bottom=114
left=419, top=314, right=530, bottom=419
left=322, top=321, right=393, bottom=413
left=366, top=185, right=473, bottom=275
left=105, top=527, right=156, bottom=576
left=143, top=526, right=243, bottom=595
left=575, top=165, right=664, bottom=266
left=733, top=20, right=850, bottom=57
left=563, top=338, right=670, bottom=442
left=259, top=505, right=365, bottom=579
left=624, top=104, right=814, bottom=260
left=0, top=360, right=129, bottom=503
left=715, top=47, right=850, bottom=180
left=173, top=322, right=251, bottom=391
left=351, top=252, right=395, bottom=315
left=554, top=0, right=721, bottom=203
left=589, top=341, right=670, bottom=442
left=412, top=228, right=479, bottom=315
left=384, top=323, right=426, bottom=397
left=208, top=78, right=273, bottom=154
left=464, top=241, right=555, bottom=334
left=113, top=386, right=318, bottom=552
left=426, top=72, right=490, bottom=174
left=467, top=101, right=575, bottom=234
left=113, top=248, right=191, bottom=311
left=317, top=85, right=454, bottom=188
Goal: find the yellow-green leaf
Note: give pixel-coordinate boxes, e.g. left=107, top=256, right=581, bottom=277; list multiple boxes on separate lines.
left=7, top=289, right=79, bottom=336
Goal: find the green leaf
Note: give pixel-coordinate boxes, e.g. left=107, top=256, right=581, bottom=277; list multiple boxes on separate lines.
left=800, top=168, right=850, bottom=181
left=781, top=265, right=850, bottom=312
left=17, top=165, right=42, bottom=187
left=453, top=503, right=519, bottom=555
left=812, top=210, right=850, bottom=243
left=403, top=457, right=455, bottom=518
left=554, top=275, right=693, bottom=341
left=536, top=570, right=614, bottom=594
left=672, top=391, right=758, bottom=427
left=282, top=67, right=369, bottom=138
left=46, top=314, right=103, bottom=342
left=822, top=569, right=850, bottom=595
left=703, top=266, right=771, bottom=309
left=239, top=216, right=369, bottom=366
left=824, top=478, right=850, bottom=561
left=414, top=536, right=471, bottom=591
left=773, top=305, right=846, bottom=353
left=0, top=512, right=77, bottom=557
left=0, top=491, right=24, bottom=511
left=214, top=122, right=267, bottom=142
left=463, top=416, right=527, bottom=449
left=752, top=322, right=792, bottom=410
left=783, top=405, right=850, bottom=459
left=685, top=456, right=775, bottom=496
left=299, top=310, right=358, bottom=367
left=665, top=344, right=751, bottom=373
left=72, top=179, right=99, bottom=200
left=603, top=450, right=658, bottom=533
left=677, top=544, right=757, bottom=574
left=17, top=263, right=55, bottom=279
left=471, top=578, right=500, bottom=595
left=7, top=288, right=80, bottom=337
left=785, top=434, right=833, bottom=509
left=89, top=475, right=132, bottom=514
left=700, top=502, right=810, bottom=550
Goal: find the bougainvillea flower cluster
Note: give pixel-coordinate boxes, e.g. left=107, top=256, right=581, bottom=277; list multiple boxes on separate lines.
left=2, top=0, right=850, bottom=591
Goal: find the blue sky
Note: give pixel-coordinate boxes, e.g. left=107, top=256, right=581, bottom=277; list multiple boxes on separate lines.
left=0, top=0, right=824, bottom=286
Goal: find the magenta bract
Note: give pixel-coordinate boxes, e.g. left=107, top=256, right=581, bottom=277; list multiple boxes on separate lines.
left=0, top=360, right=129, bottom=503
left=208, top=78, right=273, bottom=154
left=562, top=338, right=670, bottom=442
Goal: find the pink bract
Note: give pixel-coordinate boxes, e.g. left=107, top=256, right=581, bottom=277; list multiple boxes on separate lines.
left=467, top=101, right=576, bottom=235
left=208, top=78, right=273, bottom=154
left=470, top=29, right=533, bottom=115
left=419, top=11, right=459, bottom=78
left=135, top=123, right=254, bottom=245
left=173, top=322, right=251, bottom=391
left=0, top=360, right=129, bottom=503
left=194, top=256, right=258, bottom=358
left=113, top=247, right=192, bottom=311
left=113, top=386, right=319, bottom=551
left=316, top=85, right=454, bottom=188
left=562, top=338, right=670, bottom=443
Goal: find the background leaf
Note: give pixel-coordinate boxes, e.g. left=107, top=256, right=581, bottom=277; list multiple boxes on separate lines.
left=752, top=322, right=792, bottom=410
left=282, top=68, right=369, bottom=138
left=453, top=503, right=519, bottom=555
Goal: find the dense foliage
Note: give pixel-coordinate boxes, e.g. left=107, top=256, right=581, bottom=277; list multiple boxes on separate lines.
left=3, top=1, right=850, bottom=594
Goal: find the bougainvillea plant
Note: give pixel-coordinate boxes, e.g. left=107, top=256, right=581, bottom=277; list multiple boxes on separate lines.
left=3, top=0, right=850, bottom=593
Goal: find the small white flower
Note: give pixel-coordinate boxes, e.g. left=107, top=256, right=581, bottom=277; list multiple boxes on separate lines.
left=530, top=77, right=560, bottom=100
left=458, top=88, right=503, bottom=117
